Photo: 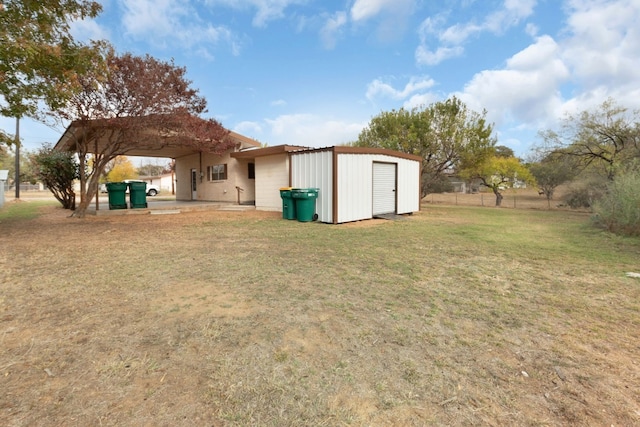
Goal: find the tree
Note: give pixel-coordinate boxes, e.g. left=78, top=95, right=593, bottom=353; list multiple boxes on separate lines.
left=137, top=162, right=168, bottom=177
left=460, top=156, right=534, bottom=206
left=1, top=0, right=104, bottom=199
left=30, top=143, right=77, bottom=209
left=592, top=162, right=640, bottom=236
left=539, top=98, right=640, bottom=181
left=52, top=51, right=234, bottom=217
left=0, top=129, right=12, bottom=146
left=528, top=153, right=577, bottom=208
left=353, top=97, right=495, bottom=197
left=0, top=142, right=12, bottom=180
left=106, top=156, right=136, bottom=182
left=0, top=145, right=38, bottom=187
left=495, top=145, right=515, bottom=158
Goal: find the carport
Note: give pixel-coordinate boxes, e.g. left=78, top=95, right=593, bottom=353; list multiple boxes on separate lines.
left=54, top=119, right=261, bottom=213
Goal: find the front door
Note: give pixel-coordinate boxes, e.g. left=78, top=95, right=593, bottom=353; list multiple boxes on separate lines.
left=191, top=169, right=197, bottom=200
left=372, top=162, right=397, bottom=215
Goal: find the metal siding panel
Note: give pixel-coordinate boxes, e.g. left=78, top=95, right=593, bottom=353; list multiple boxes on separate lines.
left=396, top=158, right=420, bottom=213
left=291, top=151, right=333, bottom=223
left=337, top=154, right=373, bottom=223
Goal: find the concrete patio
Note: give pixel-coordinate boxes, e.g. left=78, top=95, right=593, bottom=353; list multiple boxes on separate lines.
left=88, top=196, right=256, bottom=216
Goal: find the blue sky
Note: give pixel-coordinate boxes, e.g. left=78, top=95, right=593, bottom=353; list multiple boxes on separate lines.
left=3, top=0, right=640, bottom=162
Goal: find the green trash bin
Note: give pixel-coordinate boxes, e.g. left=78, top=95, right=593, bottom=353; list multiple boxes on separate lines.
left=128, top=181, right=148, bottom=208
left=291, top=188, right=319, bottom=222
left=279, top=187, right=296, bottom=220
left=106, top=182, right=127, bottom=210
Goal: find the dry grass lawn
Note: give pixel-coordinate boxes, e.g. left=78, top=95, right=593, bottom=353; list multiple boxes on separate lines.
left=1, top=194, right=639, bottom=426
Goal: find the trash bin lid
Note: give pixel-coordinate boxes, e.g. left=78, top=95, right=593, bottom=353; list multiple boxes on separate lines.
left=106, top=182, right=127, bottom=189
left=291, top=188, right=319, bottom=194
left=279, top=187, right=293, bottom=190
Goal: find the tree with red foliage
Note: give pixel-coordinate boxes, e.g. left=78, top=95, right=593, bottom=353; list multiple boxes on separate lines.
left=52, top=50, right=232, bottom=217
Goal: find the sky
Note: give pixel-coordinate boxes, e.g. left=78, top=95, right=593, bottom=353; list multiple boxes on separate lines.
left=3, top=0, right=640, bottom=163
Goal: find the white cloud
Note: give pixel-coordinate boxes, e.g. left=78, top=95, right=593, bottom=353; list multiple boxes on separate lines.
left=561, top=0, right=640, bottom=91
left=234, top=121, right=263, bottom=137
left=264, top=114, right=365, bottom=147
left=350, top=0, right=415, bottom=43
left=351, top=0, right=394, bottom=22
left=71, top=18, right=111, bottom=43
left=205, top=0, right=305, bottom=28
left=525, top=22, right=538, bottom=37
left=483, top=0, right=536, bottom=34
left=438, top=22, right=482, bottom=45
left=320, top=11, right=347, bottom=49
left=366, top=76, right=436, bottom=101
left=402, top=92, right=440, bottom=110
left=120, top=0, right=185, bottom=39
left=416, top=0, right=537, bottom=66
left=415, top=45, right=464, bottom=66
left=118, top=0, right=242, bottom=55
left=460, top=35, right=570, bottom=127
left=271, top=99, right=287, bottom=107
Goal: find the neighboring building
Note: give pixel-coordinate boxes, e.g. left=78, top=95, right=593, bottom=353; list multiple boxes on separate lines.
left=138, top=173, right=175, bottom=193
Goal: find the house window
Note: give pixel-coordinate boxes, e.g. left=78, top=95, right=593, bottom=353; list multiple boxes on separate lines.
left=207, top=164, right=227, bottom=181
left=248, top=163, right=255, bottom=179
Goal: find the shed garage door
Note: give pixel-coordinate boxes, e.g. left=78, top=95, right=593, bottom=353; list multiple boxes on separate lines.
left=372, top=162, right=397, bottom=215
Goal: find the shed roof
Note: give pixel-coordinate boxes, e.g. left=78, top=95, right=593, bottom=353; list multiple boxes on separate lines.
left=231, top=144, right=422, bottom=162
left=291, top=145, right=423, bottom=162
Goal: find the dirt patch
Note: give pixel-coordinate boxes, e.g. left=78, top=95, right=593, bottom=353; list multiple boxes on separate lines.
left=340, top=218, right=389, bottom=227
left=150, top=281, right=257, bottom=319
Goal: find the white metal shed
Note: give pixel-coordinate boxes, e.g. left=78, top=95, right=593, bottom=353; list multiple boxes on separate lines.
left=289, top=146, right=421, bottom=224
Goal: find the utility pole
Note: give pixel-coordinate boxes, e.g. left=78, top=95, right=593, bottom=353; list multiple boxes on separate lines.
left=14, top=116, right=20, bottom=199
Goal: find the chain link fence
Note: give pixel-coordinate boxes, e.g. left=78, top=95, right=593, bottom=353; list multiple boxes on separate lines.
left=423, top=188, right=580, bottom=211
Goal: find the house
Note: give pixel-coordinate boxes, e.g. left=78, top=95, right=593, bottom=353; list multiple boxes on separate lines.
left=172, top=131, right=262, bottom=205
left=55, top=119, right=421, bottom=223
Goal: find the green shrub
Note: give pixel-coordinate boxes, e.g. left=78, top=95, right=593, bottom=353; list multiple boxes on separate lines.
left=592, top=166, right=640, bottom=236
left=564, top=178, right=607, bottom=209
left=423, top=175, right=454, bottom=194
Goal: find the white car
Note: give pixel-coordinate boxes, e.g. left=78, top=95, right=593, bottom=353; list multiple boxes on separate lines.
left=124, top=180, right=160, bottom=196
